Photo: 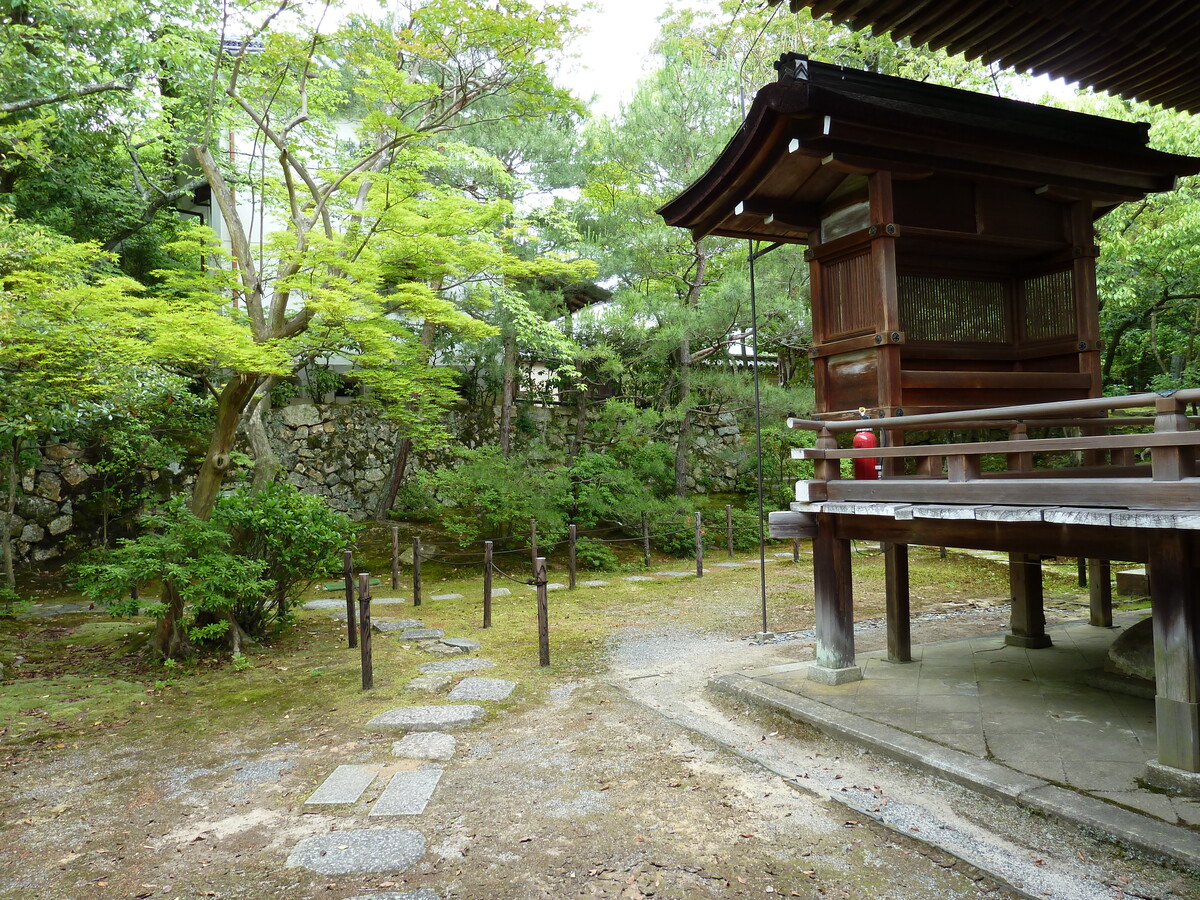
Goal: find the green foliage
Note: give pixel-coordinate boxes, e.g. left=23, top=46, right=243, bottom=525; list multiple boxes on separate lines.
left=74, top=499, right=271, bottom=642
left=212, top=483, right=354, bottom=635
left=573, top=537, right=618, bottom=572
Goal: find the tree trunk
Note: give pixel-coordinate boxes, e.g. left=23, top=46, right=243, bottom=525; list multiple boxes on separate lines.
left=377, top=321, right=437, bottom=519
left=152, top=374, right=260, bottom=657
left=241, top=380, right=280, bottom=493
left=674, top=340, right=693, bottom=498
left=499, top=326, right=517, bottom=458
left=1, top=436, right=17, bottom=594
left=569, top=379, right=587, bottom=462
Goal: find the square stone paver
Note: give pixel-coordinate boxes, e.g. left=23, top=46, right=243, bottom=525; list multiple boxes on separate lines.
left=448, top=677, right=516, bottom=701
left=305, top=764, right=381, bottom=805
left=369, top=767, right=444, bottom=816
left=368, top=705, right=486, bottom=731
left=418, top=658, right=495, bottom=674
left=393, top=732, right=457, bottom=761
left=285, top=828, right=424, bottom=874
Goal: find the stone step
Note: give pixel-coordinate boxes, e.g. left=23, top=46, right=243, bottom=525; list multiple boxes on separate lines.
left=401, top=627, right=444, bottom=640
left=368, top=705, right=485, bottom=731
left=405, top=674, right=451, bottom=694
left=375, top=620, right=425, bottom=633
left=305, top=764, right=381, bottom=805
left=369, top=767, right=444, bottom=816
left=418, top=658, right=495, bottom=674
left=393, top=732, right=457, bottom=761
left=440, top=637, right=480, bottom=653
left=285, top=828, right=424, bottom=875
left=447, top=677, right=516, bottom=702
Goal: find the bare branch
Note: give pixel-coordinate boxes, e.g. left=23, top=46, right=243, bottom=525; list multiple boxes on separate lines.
left=0, top=78, right=133, bottom=115
left=101, top=176, right=209, bottom=252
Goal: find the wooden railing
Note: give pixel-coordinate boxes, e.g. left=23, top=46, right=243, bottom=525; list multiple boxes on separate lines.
left=787, top=389, right=1200, bottom=510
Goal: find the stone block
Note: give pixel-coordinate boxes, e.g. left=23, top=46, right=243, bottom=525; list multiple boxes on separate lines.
left=1116, top=567, right=1148, bottom=597
left=807, top=664, right=863, bottom=686
left=448, top=677, right=515, bottom=701
left=418, top=658, right=495, bottom=674
left=280, top=404, right=322, bottom=427
left=47, top=514, right=72, bottom=536
left=19, top=524, right=44, bottom=543
left=35, top=472, right=62, bottom=502
left=305, top=764, right=380, bottom=805
left=440, top=637, right=480, bottom=652
left=393, top=732, right=457, bottom=761
left=367, top=705, right=486, bottom=731
left=401, top=628, right=445, bottom=641
left=285, top=828, right=424, bottom=875
left=406, top=674, right=451, bottom=693
left=369, top=767, right=444, bottom=816
left=430, top=593, right=463, bottom=601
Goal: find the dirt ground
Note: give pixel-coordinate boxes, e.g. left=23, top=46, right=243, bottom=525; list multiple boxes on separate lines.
left=1, top=550, right=1195, bottom=900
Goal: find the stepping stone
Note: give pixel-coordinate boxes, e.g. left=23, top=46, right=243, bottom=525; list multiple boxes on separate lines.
left=657, top=571, right=693, bottom=577
left=423, top=643, right=465, bottom=656
left=418, top=658, right=495, bottom=674
left=345, top=890, right=438, bottom=900
left=491, top=587, right=512, bottom=597
left=711, top=562, right=744, bottom=568
left=373, top=597, right=409, bottom=605
left=285, top=828, right=424, bottom=875
left=581, top=579, right=609, bottom=587
left=448, top=677, right=516, bottom=701
left=528, top=583, right=565, bottom=591
left=368, top=705, right=486, bottom=731
left=303, top=598, right=344, bottom=610
left=406, top=674, right=451, bottom=693
left=623, top=576, right=654, bottom=582
left=393, top=732, right=457, bottom=761
left=374, top=620, right=425, bottom=633
left=402, top=628, right=444, bottom=640
left=369, top=767, right=444, bottom=816
left=430, top=593, right=463, bottom=601
left=440, top=637, right=480, bottom=652
left=773, top=552, right=796, bottom=558
left=323, top=578, right=380, bottom=592
left=305, top=764, right=380, bottom=805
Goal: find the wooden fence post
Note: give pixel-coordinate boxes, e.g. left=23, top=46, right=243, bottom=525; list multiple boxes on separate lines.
left=483, top=540, right=493, bottom=629
left=792, top=538, right=800, bottom=563
left=391, top=525, right=400, bottom=590
left=358, top=572, right=373, bottom=690
left=568, top=524, right=577, bottom=590
left=412, top=537, right=422, bottom=607
left=530, top=518, right=538, bottom=573
left=726, top=504, right=735, bottom=558
left=343, top=549, right=357, bottom=648
left=695, top=511, right=704, bottom=578
left=535, top=556, right=550, bottom=667
left=1077, top=557, right=1087, bottom=588
left=641, top=512, right=651, bottom=568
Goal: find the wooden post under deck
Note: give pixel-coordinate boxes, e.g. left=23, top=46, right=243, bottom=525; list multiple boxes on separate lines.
left=884, top=543, right=911, bottom=662
left=1088, top=559, right=1113, bottom=628
left=1147, top=530, right=1200, bottom=778
left=810, top=512, right=861, bottom=684
left=1007, top=552, right=1052, bottom=649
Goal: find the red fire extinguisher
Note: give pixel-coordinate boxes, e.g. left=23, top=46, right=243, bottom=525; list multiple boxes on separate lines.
left=853, top=408, right=879, bottom=480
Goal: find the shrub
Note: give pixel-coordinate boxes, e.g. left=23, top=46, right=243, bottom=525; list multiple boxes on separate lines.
left=573, top=537, right=618, bottom=571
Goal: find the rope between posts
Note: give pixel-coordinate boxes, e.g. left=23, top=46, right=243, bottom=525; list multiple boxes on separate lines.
left=489, top=562, right=538, bottom=586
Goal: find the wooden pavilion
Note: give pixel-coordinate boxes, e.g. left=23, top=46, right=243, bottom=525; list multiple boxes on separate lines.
left=659, top=57, right=1200, bottom=789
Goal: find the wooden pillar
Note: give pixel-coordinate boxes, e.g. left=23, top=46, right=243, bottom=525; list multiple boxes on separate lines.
left=809, top=513, right=860, bottom=684
left=1148, top=531, right=1200, bottom=776
left=1006, top=553, right=1052, bottom=649
left=1088, top=559, right=1113, bottom=628
left=884, top=542, right=911, bottom=663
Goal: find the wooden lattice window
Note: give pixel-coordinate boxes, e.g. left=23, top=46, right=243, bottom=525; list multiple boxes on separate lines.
left=898, top=275, right=1009, bottom=343
left=1022, top=270, right=1075, bottom=341
left=824, top=253, right=875, bottom=339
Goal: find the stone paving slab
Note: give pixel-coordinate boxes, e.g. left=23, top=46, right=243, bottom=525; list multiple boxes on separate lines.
left=430, top=593, right=463, bottom=601
left=422, top=643, right=466, bottom=656
left=374, top=619, right=425, bottom=632
left=657, top=571, right=693, bottom=577
left=368, top=705, right=486, bottom=731
left=345, top=890, right=438, bottom=900
left=406, top=674, right=451, bottom=693
left=448, top=677, right=516, bottom=701
left=418, top=658, right=495, bottom=674
left=491, top=587, right=512, bottom=597
left=369, top=766, right=444, bottom=816
left=372, top=597, right=410, bottom=605
left=322, top=578, right=380, bottom=591
left=393, top=732, right=457, bottom=761
left=303, top=598, right=345, bottom=610
left=305, top=764, right=381, bottom=805
left=529, top=583, right=565, bottom=591
left=440, top=637, right=480, bottom=652
left=711, top=562, right=744, bottom=568
left=401, top=627, right=444, bottom=640
left=623, top=575, right=654, bottom=582
left=285, top=828, right=424, bottom=875
left=581, top=579, right=609, bottom=586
